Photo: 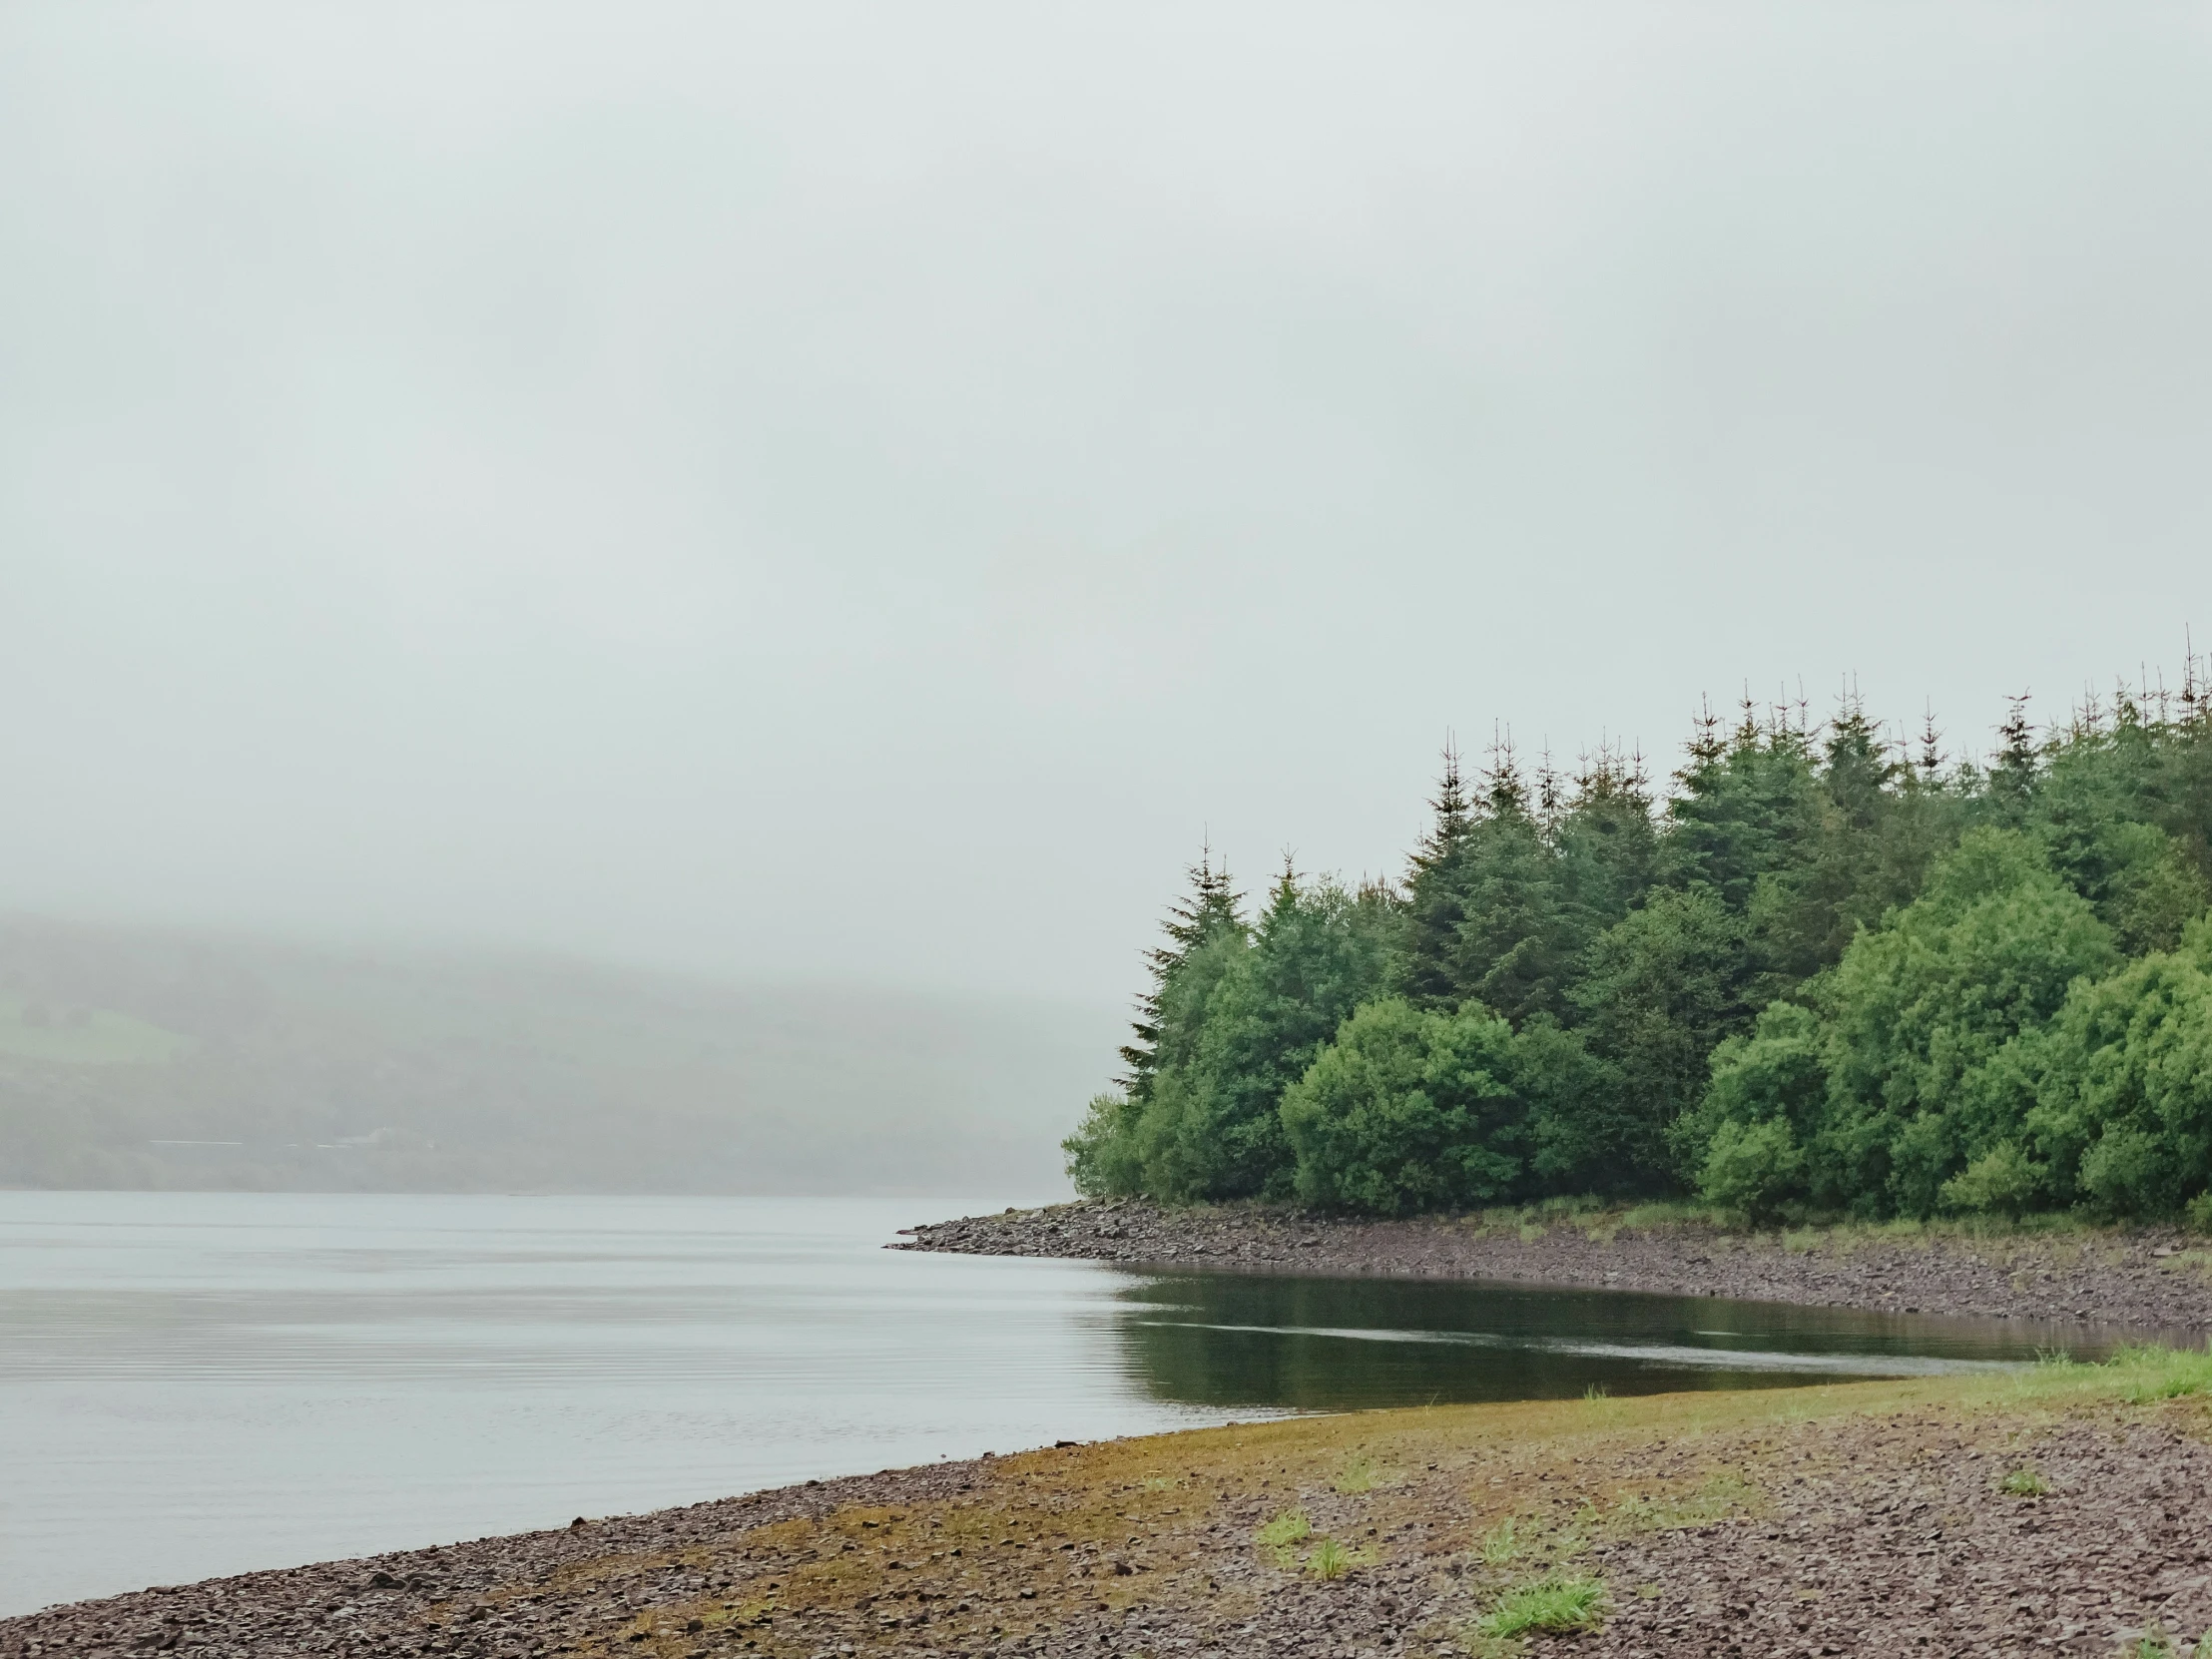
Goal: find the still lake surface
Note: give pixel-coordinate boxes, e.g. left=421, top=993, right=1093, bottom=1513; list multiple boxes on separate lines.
left=0, top=1191, right=2133, bottom=1617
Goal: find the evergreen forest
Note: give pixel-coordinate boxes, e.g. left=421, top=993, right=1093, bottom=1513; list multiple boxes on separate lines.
left=1067, top=664, right=2212, bottom=1228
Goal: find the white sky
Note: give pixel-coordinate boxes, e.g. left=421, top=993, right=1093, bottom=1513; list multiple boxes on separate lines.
left=3, top=3, right=2209, bottom=1004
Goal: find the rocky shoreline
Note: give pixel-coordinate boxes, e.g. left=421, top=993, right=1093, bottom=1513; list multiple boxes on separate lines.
left=12, top=1362, right=2212, bottom=1658
left=896, top=1200, right=2212, bottom=1332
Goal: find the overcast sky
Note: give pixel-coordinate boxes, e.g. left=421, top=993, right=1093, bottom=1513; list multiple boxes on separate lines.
left=3, top=3, right=2208, bottom=1006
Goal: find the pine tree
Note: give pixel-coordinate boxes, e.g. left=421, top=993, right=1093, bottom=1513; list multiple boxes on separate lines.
left=1116, top=844, right=1245, bottom=1100
left=1919, top=703, right=1944, bottom=780
left=1447, top=730, right=1577, bottom=1024
left=1163, top=856, right=1396, bottom=1198
left=1396, top=743, right=1477, bottom=1008
left=1663, top=699, right=1821, bottom=915
left=1554, top=742, right=1658, bottom=950
left=1986, top=693, right=2039, bottom=824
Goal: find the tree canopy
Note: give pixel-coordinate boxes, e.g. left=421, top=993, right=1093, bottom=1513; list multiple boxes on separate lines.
left=1069, top=659, right=2212, bottom=1229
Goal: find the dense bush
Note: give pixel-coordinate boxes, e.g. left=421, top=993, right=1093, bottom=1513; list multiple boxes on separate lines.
left=2024, top=920, right=2212, bottom=1223
left=1277, top=998, right=1527, bottom=1214
left=1069, top=665, right=2212, bottom=1226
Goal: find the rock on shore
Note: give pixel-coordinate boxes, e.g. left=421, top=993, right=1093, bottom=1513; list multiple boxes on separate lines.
left=897, top=1200, right=2212, bottom=1331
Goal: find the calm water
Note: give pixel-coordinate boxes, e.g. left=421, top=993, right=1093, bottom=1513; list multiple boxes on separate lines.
left=0, top=1191, right=2136, bottom=1617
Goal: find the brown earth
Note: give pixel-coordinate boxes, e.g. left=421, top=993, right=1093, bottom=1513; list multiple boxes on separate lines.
left=12, top=1357, right=2212, bottom=1659
left=897, top=1200, right=2212, bottom=1332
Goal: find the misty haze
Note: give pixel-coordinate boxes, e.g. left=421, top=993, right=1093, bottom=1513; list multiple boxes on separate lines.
left=6, top=4, right=2211, bottom=1652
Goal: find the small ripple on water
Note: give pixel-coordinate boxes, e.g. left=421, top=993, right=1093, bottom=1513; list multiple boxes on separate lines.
left=1130, top=1319, right=2021, bottom=1376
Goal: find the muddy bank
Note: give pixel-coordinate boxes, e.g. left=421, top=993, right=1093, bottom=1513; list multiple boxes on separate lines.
left=11, top=1359, right=2212, bottom=1658
left=898, top=1199, right=2212, bottom=1330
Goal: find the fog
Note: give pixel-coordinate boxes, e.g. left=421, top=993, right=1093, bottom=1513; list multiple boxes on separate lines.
left=4, top=2, right=2209, bottom=1015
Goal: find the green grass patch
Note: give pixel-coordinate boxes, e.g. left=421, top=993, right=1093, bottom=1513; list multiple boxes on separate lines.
left=1612, top=1200, right=1718, bottom=1231
left=1478, top=1517, right=1520, bottom=1566
left=2112, top=1344, right=2212, bottom=1402
left=1612, top=1473, right=1757, bottom=1532
left=2127, top=1630, right=2212, bottom=1659
left=1997, top=1467, right=2048, bottom=1497
left=1255, top=1508, right=1311, bottom=1557
left=1332, top=1453, right=1390, bottom=1494
left=1306, top=1538, right=1350, bottom=1580
left=2006, top=1342, right=2212, bottom=1407
left=1475, top=1574, right=1607, bottom=1639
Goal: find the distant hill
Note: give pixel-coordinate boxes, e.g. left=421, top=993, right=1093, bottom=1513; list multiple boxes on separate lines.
left=0, top=916, right=1112, bottom=1195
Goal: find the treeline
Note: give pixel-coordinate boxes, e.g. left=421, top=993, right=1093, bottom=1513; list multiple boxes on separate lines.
left=1067, top=666, right=2212, bottom=1227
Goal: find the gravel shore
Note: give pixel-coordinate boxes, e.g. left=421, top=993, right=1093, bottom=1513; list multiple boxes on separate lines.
left=897, top=1199, right=2212, bottom=1331
left=11, top=1364, right=2211, bottom=1658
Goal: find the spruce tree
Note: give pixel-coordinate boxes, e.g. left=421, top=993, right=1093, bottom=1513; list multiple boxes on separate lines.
left=1985, top=693, right=2039, bottom=825
left=1162, top=858, right=1394, bottom=1198
left=2168, top=642, right=2212, bottom=881
left=1448, top=733, right=1576, bottom=1024
left=1553, top=744, right=1658, bottom=957
left=1116, top=844, right=1245, bottom=1101
left=1662, top=699, right=1822, bottom=918
left=1397, top=743, right=1477, bottom=1008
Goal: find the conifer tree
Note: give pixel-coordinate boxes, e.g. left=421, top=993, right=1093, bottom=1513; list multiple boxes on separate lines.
left=1985, top=693, right=2039, bottom=825
left=1790, top=693, right=1905, bottom=969
left=1156, top=858, right=1396, bottom=1198
left=1661, top=699, right=1823, bottom=919
left=1396, top=743, right=1477, bottom=1009
left=2169, top=640, right=2212, bottom=881
left=1116, top=844, right=1245, bottom=1101
left=1448, top=733, right=1577, bottom=1024
left=1553, top=744, right=1658, bottom=947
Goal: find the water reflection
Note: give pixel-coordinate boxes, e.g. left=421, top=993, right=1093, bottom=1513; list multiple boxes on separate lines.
left=1108, top=1269, right=2138, bottom=1410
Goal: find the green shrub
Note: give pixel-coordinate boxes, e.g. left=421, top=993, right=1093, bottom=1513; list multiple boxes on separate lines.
left=1062, top=1092, right=1145, bottom=1197
left=1939, top=1141, right=2046, bottom=1218
left=1279, top=997, right=1527, bottom=1214
left=2022, top=921, right=2212, bottom=1220
left=1699, top=1117, right=1809, bottom=1227
left=1822, top=830, right=2117, bottom=1219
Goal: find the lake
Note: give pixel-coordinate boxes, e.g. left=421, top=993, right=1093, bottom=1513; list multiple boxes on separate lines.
left=0, top=1190, right=2126, bottom=1617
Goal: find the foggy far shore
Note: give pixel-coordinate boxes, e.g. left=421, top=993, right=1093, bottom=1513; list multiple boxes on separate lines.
left=0, top=916, right=1108, bottom=1197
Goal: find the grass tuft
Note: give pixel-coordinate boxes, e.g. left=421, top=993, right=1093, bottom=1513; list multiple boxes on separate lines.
left=1475, top=1574, right=1607, bottom=1639
left=1997, top=1466, right=2049, bottom=1497
left=1306, top=1538, right=1350, bottom=1580
left=1255, top=1508, right=1311, bottom=1550
left=1478, top=1517, right=1520, bottom=1566
left=2127, top=1628, right=2210, bottom=1659
left=1333, top=1453, right=1389, bottom=1494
